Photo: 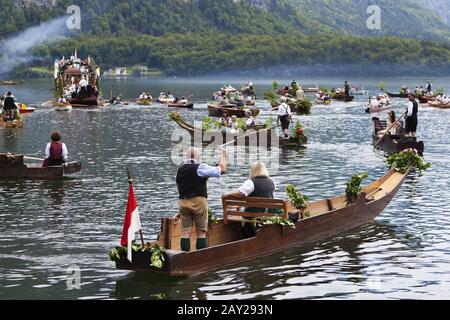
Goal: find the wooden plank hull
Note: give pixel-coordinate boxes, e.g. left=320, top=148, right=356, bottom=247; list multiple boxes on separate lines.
left=116, top=168, right=410, bottom=276
left=333, top=93, right=354, bottom=102
left=207, top=104, right=260, bottom=118
left=167, top=103, right=194, bottom=109
left=68, top=97, right=99, bottom=107
left=386, top=92, right=408, bottom=98
left=0, top=154, right=81, bottom=179
left=372, top=133, right=424, bottom=155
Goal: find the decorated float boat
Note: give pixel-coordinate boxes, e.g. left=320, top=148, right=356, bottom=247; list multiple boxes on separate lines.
left=113, top=165, right=413, bottom=276
left=136, top=98, right=153, bottom=106
left=332, top=92, right=354, bottom=102
left=169, top=113, right=307, bottom=148
left=0, top=117, right=23, bottom=128
left=372, top=118, right=424, bottom=155
left=54, top=51, right=100, bottom=107
left=427, top=100, right=450, bottom=109
left=207, top=103, right=260, bottom=118
left=0, top=154, right=81, bottom=180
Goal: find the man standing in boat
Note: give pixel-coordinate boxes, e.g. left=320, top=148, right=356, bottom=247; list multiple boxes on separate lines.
left=405, top=95, right=419, bottom=139
left=344, top=81, right=350, bottom=97
left=426, top=81, right=432, bottom=94
left=176, top=147, right=227, bottom=252
left=43, top=132, right=69, bottom=167
left=2, top=91, right=18, bottom=121
left=277, top=96, right=292, bottom=138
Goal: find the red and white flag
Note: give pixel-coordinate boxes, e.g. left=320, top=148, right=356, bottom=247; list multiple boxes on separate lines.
left=120, top=183, right=142, bottom=262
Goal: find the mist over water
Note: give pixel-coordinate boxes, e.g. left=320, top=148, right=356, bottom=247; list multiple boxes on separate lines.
left=0, top=17, right=69, bottom=75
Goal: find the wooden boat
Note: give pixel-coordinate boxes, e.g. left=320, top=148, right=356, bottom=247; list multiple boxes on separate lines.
left=372, top=118, right=424, bottom=155
left=170, top=113, right=307, bottom=148
left=207, top=104, right=260, bottom=118
left=427, top=101, right=450, bottom=109
left=114, top=166, right=412, bottom=276
left=0, top=154, right=81, bottom=179
left=270, top=100, right=301, bottom=112
left=350, top=86, right=367, bottom=96
left=167, top=102, right=194, bottom=109
left=303, top=85, right=319, bottom=93
left=136, top=98, right=152, bottom=106
left=332, top=92, right=354, bottom=102
left=0, top=117, right=23, bottom=128
left=386, top=92, right=408, bottom=98
left=55, top=51, right=100, bottom=107
left=157, top=97, right=176, bottom=104
left=418, top=95, right=436, bottom=104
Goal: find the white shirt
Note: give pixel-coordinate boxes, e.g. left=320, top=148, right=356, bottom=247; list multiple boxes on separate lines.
left=370, top=99, right=380, bottom=108
left=69, top=84, right=76, bottom=93
left=238, top=179, right=276, bottom=197
left=79, top=79, right=88, bottom=87
left=45, top=142, right=68, bottom=161
left=179, top=99, right=188, bottom=104
left=407, top=101, right=415, bottom=116
left=139, top=94, right=148, bottom=99
left=277, top=103, right=292, bottom=116
left=246, top=117, right=255, bottom=127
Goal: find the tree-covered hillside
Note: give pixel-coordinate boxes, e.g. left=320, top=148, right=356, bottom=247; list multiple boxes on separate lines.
left=1, top=0, right=450, bottom=76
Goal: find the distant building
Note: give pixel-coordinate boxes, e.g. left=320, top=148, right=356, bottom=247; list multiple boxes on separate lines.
left=103, top=67, right=128, bottom=77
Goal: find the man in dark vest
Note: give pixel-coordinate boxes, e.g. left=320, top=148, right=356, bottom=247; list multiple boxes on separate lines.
left=43, top=132, right=69, bottom=167
left=3, top=91, right=18, bottom=121
left=426, top=81, right=432, bottom=94
left=176, top=147, right=227, bottom=252
left=344, top=81, right=350, bottom=97
left=405, top=94, right=419, bottom=139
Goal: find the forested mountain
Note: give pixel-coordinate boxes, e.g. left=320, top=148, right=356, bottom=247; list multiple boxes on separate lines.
left=1, top=0, right=450, bottom=76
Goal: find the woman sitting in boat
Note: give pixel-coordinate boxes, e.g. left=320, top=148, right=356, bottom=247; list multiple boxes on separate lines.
left=178, top=96, right=189, bottom=105
left=223, top=161, right=276, bottom=237
left=229, top=115, right=239, bottom=133
left=378, top=111, right=402, bottom=136
left=139, top=92, right=148, bottom=99
left=220, top=111, right=230, bottom=127
left=245, top=110, right=256, bottom=129
left=43, top=132, right=68, bottom=167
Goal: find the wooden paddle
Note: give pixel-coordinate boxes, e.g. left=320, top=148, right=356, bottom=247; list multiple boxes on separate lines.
left=373, top=111, right=407, bottom=149
left=24, top=156, right=44, bottom=161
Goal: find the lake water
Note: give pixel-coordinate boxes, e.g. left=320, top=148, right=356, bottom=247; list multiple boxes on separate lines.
left=0, top=76, right=449, bottom=300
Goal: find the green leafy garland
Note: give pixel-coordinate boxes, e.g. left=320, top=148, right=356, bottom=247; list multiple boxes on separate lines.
left=109, top=241, right=166, bottom=269
left=345, top=172, right=369, bottom=205
left=286, top=184, right=310, bottom=217
left=202, top=117, right=222, bottom=132
left=295, top=97, right=311, bottom=115
left=208, top=208, right=218, bottom=225
left=264, top=116, right=276, bottom=129
left=256, top=216, right=294, bottom=227
left=386, top=149, right=431, bottom=176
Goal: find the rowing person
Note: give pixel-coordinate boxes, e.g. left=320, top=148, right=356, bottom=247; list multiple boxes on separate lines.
left=344, top=81, right=350, bottom=97
left=405, top=94, right=419, bottom=138
left=2, top=91, right=18, bottom=121
left=277, top=96, right=292, bottom=137
left=43, top=132, right=68, bottom=167
left=176, top=147, right=227, bottom=252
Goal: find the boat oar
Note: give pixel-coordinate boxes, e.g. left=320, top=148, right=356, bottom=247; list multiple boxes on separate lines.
left=24, top=156, right=44, bottom=161
left=373, top=111, right=407, bottom=149
left=126, top=167, right=145, bottom=247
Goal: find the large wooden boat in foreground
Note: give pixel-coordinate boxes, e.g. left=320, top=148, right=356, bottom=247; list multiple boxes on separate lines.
left=115, top=166, right=412, bottom=276
left=0, top=154, right=81, bottom=179
left=170, top=113, right=307, bottom=148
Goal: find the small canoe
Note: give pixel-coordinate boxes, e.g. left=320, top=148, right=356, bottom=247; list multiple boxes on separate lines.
left=207, top=104, right=260, bottom=118
left=136, top=98, right=152, bottom=106
left=167, top=102, right=194, bottom=109
left=418, top=95, right=436, bottom=104
left=372, top=118, right=424, bottom=155
left=114, top=166, right=412, bottom=276
left=332, top=93, right=354, bottom=102
left=386, top=92, right=408, bottom=98
left=427, top=101, right=450, bottom=109
left=0, top=154, right=81, bottom=179
left=17, top=103, right=36, bottom=114
left=68, top=96, right=99, bottom=106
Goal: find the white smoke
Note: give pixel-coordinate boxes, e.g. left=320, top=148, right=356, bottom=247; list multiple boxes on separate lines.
left=0, top=17, right=69, bottom=75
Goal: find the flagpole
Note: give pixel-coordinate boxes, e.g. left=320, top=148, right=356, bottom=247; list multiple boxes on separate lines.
left=127, top=167, right=145, bottom=247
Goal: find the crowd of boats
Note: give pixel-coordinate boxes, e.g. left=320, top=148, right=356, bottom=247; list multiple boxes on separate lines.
left=0, top=53, right=440, bottom=277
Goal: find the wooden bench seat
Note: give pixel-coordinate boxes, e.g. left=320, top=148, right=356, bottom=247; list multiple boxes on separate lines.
left=222, top=195, right=295, bottom=224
